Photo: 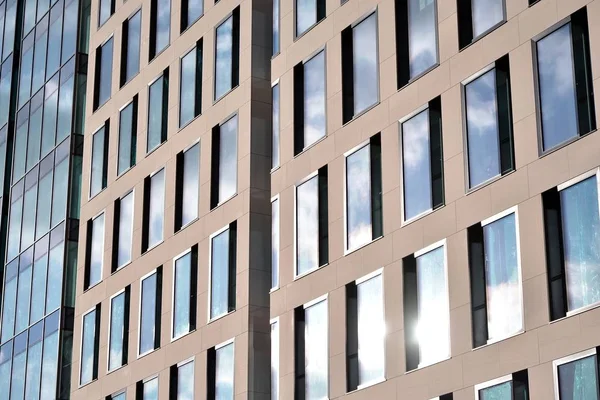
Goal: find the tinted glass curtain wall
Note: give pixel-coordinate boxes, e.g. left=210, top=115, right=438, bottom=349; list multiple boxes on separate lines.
left=0, top=0, right=91, bottom=399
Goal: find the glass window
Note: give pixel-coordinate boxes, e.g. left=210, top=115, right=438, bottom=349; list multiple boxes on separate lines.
left=272, top=198, right=279, bottom=289
left=142, top=377, right=159, bottom=400
left=271, top=321, right=279, bottom=400
left=122, top=10, right=141, bottom=85
left=296, top=0, right=324, bottom=36
left=471, top=0, right=504, bottom=38
left=30, top=240, right=49, bottom=324
left=18, top=40, right=34, bottom=107
left=556, top=351, right=599, bottom=400
left=111, top=392, right=126, bottom=400
left=179, top=42, right=202, bottom=127
left=0, top=60, right=13, bottom=127
left=90, top=123, right=109, bottom=197
left=46, top=237, right=64, bottom=314
left=41, top=313, right=60, bottom=398
left=0, top=344, right=11, bottom=399
left=304, top=298, right=328, bottom=399
left=118, top=97, right=137, bottom=175
left=147, top=70, right=169, bottom=153
left=32, top=25, right=48, bottom=94
left=46, top=11, right=62, bottom=78
left=62, top=0, right=79, bottom=63
left=86, top=213, right=104, bottom=289
left=273, top=0, right=279, bottom=55
left=144, top=168, right=165, bottom=250
left=23, top=0, right=36, bottom=34
left=302, top=50, right=325, bottom=150
left=15, top=254, right=33, bottom=335
left=210, top=224, right=236, bottom=320
left=11, top=333, right=27, bottom=400
left=7, top=182, right=24, bottom=261
left=21, top=173, right=37, bottom=250
left=1, top=262, right=18, bottom=341
left=108, top=288, right=129, bottom=371
left=25, top=324, right=43, bottom=400
left=215, top=10, right=239, bottom=100
left=139, top=268, right=162, bottom=355
left=94, top=38, right=113, bottom=110
left=272, top=83, right=280, bottom=169
left=177, top=143, right=200, bottom=229
left=407, top=0, right=437, bottom=80
left=41, top=82, right=58, bottom=157
left=99, top=0, right=115, bottom=26
left=27, top=101, right=43, bottom=172
left=173, top=248, right=197, bottom=338
left=36, top=160, right=53, bottom=239
left=182, top=0, right=203, bottom=31
left=56, top=74, right=74, bottom=144
left=51, top=148, right=69, bottom=227
left=13, top=110, right=28, bottom=183
left=150, top=0, right=171, bottom=59
left=3, top=1, right=16, bottom=61
left=174, top=360, right=194, bottom=400
left=116, top=191, right=134, bottom=268
left=211, top=115, right=237, bottom=206
left=477, top=380, right=512, bottom=400
left=214, top=342, right=234, bottom=400
left=80, top=306, right=100, bottom=385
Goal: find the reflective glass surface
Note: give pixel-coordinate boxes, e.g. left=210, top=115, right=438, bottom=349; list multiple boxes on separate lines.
left=147, top=74, right=167, bottom=152
left=99, top=0, right=113, bottom=26
left=273, top=0, right=280, bottom=54
left=296, top=0, right=316, bottom=36
left=173, top=252, right=192, bottom=338
left=305, top=299, right=328, bottom=400
left=118, top=192, right=134, bottom=267
left=215, top=343, right=234, bottom=400
left=143, top=377, right=159, bottom=400
left=357, top=274, right=384, bottom=386
left=211, top=228, right=230, bottom=319
left=153, top=0, right=171, bottom=57
left=218, top=116, right=237, bottom=202
left=272, top=199, right=279, bottom=289
left=182, top=143, right=200, bottom=226
left=109, top=291, right=126, bottom=371
left=97, top=38, right=113, bottom=108
left=472, top=0, right=503, bottom=38
left=296, top=176, right=318, bottom=275
left=215, top=16, right=233, bottom=99
left=118, top=99, right=136, bottom=175
left=90, top=126, right=106, bottom=197
left=185, top=0, right=203, bottom=28
left=148, top=169, right=165, bottom=248
left=124, top=11, right=141, bottom=84
left=140, top=272, right=158, bottom=354
left=180, top=46, right=200, bottom=127
left=272, top=83, right=280, bottom=168
left=408, top=0, right=437, bottom=78
left=80, top=309, right=97, bottom=385
left=303, top=51, right=326, bottom=148
left=177, top=361, right=194, bottom=400
left=558, top=355, right=599, bottom=400
left=271, top=321, right=279, bottom=400
left=353, top=13, right=378, bottom=115
left=479, top=381, right=512, bottom=400
left=346, top=145, right=372, bottom=251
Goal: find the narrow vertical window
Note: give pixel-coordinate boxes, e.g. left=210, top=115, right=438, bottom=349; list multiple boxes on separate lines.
left=108, top=391, right=126, bottom=400
left=400, top=97, right=444, bottom=222
left=207, top=341, right=235, bottom=400
left=403, top=241, right=449, bottom=371
left=210, top=115, right=238, bottom=208
left=80, top=305, right=101, bottom=386
left=272, top=197, right=280, bottom=289
left=395, top=0, right=438, bottom=88
left=30, top=238, right=49, bottom=324
left=11, top=332, right=27, bottom=399
left=463, top=55, right=513, bottom=189
left=295, top=166, right=328, bottom=276
left=468, top=208, right=523, bottom=348
left=457, top=0, right=505, bottom=49
left=93, top=37, right=114, bottom=110
left=554, top=349, right=599, bottom=400
left=341, top=12, right=379, bottom=123
left=99, top=0, right=116, bottom=26
left=181, top=0, right=203, bottom=31
left=113, top=190, right=134, bottom=271
left=41, top=311, right=60, bottom=397
left=172, top=246, right=198, bottom=339
left=272, top=82, right=280, bottom=169
left=108, top=287, right=130, bottom=371
left=0, top=343, right=11, bottom=399
left=0, top=261, right=17, bottom=341
left=295, top=0, right=325, bottom=37
left=147, top=69, right=169, bottom=153
left=293, top=50, right=326, bottom=154
left=543, top=169, right=600, bottom=320
left=170, top=360, right=195, bottom=400
left=15, top=249, right=34, bottom=334
left=139, top=267, right=163, bottom=356
left=175, top=142, right=200, bottom=231
left=294, top=297, right=328, bottom=400
left=142, top=168, right=166, bottom=252
left=90, top=121, right=109, bottom=197
left=18, top=34, right=33, bottom=107
left=150, top=0, right=171, bottom=60
left=346, top=273, right=384, bottom=391
left=474, top=371, right=529, bottom=400
left=535, top=7, right=595, bottom=152
left=179, top=40, right=203, bottom=127
left=214, top=8, right=240, bottom=100
left=209, top=222, right=237, bottom=320
left=273, top=0, right=280, bottom=55
left=345, top=134, right=382, bottom=252
left=118, top=96, right=138, bottom=175
left=25, top=322, right=43, bottom=400
left=84, top=212, right=105, bottom=290
left=138, top=377, right=159, bottom=400
left=271, top=320, right=280, bottom=400
left=121, top=10, right=142, bottom=86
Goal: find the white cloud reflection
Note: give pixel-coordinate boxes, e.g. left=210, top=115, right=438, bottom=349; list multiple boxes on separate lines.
left=346, top=145, right=372, bottom=250
left=408, top=0, right=437, bottom=78
left=297, top=176, right=319, bottom=275
left=303, top=51, right=326, bottom=148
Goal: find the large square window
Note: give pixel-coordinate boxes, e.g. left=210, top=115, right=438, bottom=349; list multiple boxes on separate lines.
left=210, top=115, right=238, bottom=208
left=139, top=267, right=162, bottom=356
left=209, top=222, right=237, bottom=320
left=214, top=9, right=240, bottom=101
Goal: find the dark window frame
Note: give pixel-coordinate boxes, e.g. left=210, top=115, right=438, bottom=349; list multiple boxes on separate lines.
left=120, top=9, right=142, bottom=87
left=457, top=0, right=507, bottom=50
left=208, top=221, right=237, bottom=320
left=93, top=37, right=114, bottom=111
left=213, top=7, right=240, bottom=102
left=179, top=39, right=203, bottom=128
left=171, top=245, right=198, bottom=339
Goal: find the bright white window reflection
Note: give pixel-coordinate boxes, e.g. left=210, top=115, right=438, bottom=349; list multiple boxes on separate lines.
left=483, top=211, right=523, bottom=342
left=173, top=250, right=193, bottom=338
left=303, top=51, right=326, bottom=149
left=210, top=226, right=233, bottom=320
left=477, top=380, right=512, bottom=400
left=415, top=243, right=449, bottom=367
left=296, top=0, right=317, bottom=36
left=143, top=377, right=159, bottom=400
left=88, top=213, right=104, bottom=288
left=148, top=169, right=165, bottom=248
left=352, top=13, right=378, bottom=115
left=218, top=115, right=237, bottom=203
left=346, top=145, right=372, bottom=251
left=215, top=15, right=233, bottom=100
left=305, top=298, right=328, bottom=399
left=80, top=308, right=98, bottom=385
left=182, top=143, right=200, bottom=226
left=271, top=320, right=279, bottom=400
left=117, top=191, right=134, bottom=268
left=554, top=349, right=599, bottom=400
left=215, top=342, right=234, bottom=400
left=471, top=0, right=504, bottom=38
left=272, top=198, right=279, bottom=289
left=139, top=270, right=160, bottom=355
left=296, top=175, right=319, bottom=275
left=177, top=360, right=194, bottom=400
left=108, top=289, right=127, bottom=371
left=407, top=0, right=437, bottom=78
left=356, top=273, right=384, bottom=386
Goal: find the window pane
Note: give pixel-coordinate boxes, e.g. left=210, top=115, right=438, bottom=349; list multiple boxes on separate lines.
left=215, top=16, right=233, bottom=99
left=46, top=243, right=64, bottom=313
left=143, top=377, right=159, bottom=400
left=32, top=30, right=48, bottom=95
left=118, top=100, right=136, bottom=175
left=272, top=83, right=280, bottom=168
left=15, top=259, right=33, bottom=333
left=483, top=212, right=522, bottom=341
left=140, top=272, right=158, bottom=354
left=272, top=199, right=279, bottom=289
left=125, top=11, right=141, bottom=83
left=22, top=181, right=37, bottom=250
left=271, top=322, right=279, bottom=400
left=7, top=193, right=23, bottom=260
left=218, top=116, right=237, bottom=202
left=408, top=0, right=437, bottom=78
left=27, top=106, right=42, bottom=171
left=14, top=120, right=27, bottom=182
left=182, top=144, right=200, bottom=226
left=99, top=0, right=113, bottom=25
left=41, top=89, right=58, bottom=157
left=109, top=291, right=126, bottom=371
left=305, top=299, right=328, bottom=400
left=303, top=51, right=326, bottom=148
left=0, top=61, right=13, bottom=127
left=97, top=38, right=113, bottom=107
left=353, top=13, right=378, bottom=115
left=30, top=252, right=48, bottom=323
left=402, top=109, right=432, bottom=220
left=81, top=309, right=97, bottom=385
left=46, top=15, right=62, bottom=78
left=215, top=343, right=234, bottom=400
left=173, top=252, right=192, bottom=338
left=472, top=0, right=503, bottom=38
left=537, top=23, right=578, bottom=151
left=465, top=69, right=500, bottom=188
left=56, top=75, right=74, bottom=144
left=211, top=228, right=230, bottom=319
left=23, top=0, right=36, bottom=33
left=357, top=274, right=384, bottom=385
left=154, top=0, right=171, bottom=56
left=560, top=176, right=600, bottom=311
left=1, top=273, right=17, bottom=341
left=62, top=0, right=78, bottom=63
left=90, top=126, right=106, bottom=197
left=18, top=46, right=33, bottom=107
left=479, top=381, right=512, bottom=400
left=147, top=75, right=167, bottom=152
left=185, top=0, right=203, bottom=27
left=296, top=0, right=316, bottom=36
left=118, top=192, right=134, bottom=267
left=558, top=355, right=599, bottom=400
left=113, top=393, right=126, bottom=400
left=11, top=342, right=26, bottom=400
left=297, top=176, right=318, bottom=275
left=148, top=169, right=165, bottom=248
left=89, top=215, right=104, bottom=289
left=180, top=48, right=198, bottom=127
left=177, top=361, right=194, bottom=400
left=41, top=329, right=59, bottom=398
left=25, top=338, right=42, bottom=400
left=51, top=157, right=69, bottom=226
left=0, top=345, right=11, bottom=399
left=346, top=145, right=372, bottom=250
left=273, top=0, right=279, bottom=54
left=416, top=245, right=449, bottom=365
